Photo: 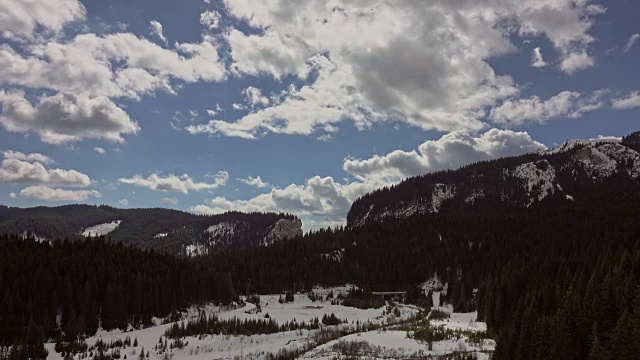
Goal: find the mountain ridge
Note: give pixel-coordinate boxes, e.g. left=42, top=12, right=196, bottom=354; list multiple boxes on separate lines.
left=0, top=204, right=302, bottom=255
left=347, top=131, right=640, bottom=227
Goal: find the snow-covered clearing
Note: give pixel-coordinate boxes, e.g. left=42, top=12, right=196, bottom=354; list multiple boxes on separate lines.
left=81, top=221, right=121, bottom=237
left=45, top=286, right=493, bottom=360
left=302, top=329, right=495, bottom=359
left=216, top=293, right=418, bottom=326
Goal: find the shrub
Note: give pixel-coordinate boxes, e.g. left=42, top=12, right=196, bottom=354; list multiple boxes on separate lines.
left=427, top=309, right=450, bottom=321
left=321, top=313, right=342, bottom=326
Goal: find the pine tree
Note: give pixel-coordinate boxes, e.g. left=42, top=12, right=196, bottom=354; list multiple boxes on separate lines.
left=609, top=311, right=633, bottom=359
left=588, top=325, right=608, bottom=360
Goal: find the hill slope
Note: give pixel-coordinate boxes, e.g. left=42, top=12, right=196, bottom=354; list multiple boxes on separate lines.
left=0, top=205, right=302, bottom=255
left=348, top=132, right=640, bottom=227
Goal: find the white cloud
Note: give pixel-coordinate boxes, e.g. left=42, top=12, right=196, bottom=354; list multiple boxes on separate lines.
left=344, top=129, right=546, bottom=182
left=192, top=176, right=376, bottom=223
left=119, top=171, right=228, bottom=193
left=200, top=10, right=221, bottom=30
left=0, top=33, right=226, bottom=100
left=612, top=91, right=640, bottom=110
left=227, top=28, right=311, bottom=79
left=624, top=34, right=640, bottom=53
left=2, top=150, right=54, bottom=164
left=149, top=20, right=168, bottom=45
left=9, top=192, right=16, bottom=199
left=94, top=147, right=106, bottom=154
left=191, top=0, right=602, bottom=139
left=206, top=104, right=222, bottom=117
left=490, top=91, right=604, bottom=125
left=0, top=0, right=85, bottom=40
left=238, top=176, right=269, bottom=188
left=531, top=47, right=547, bottom=68
left=161, top=197, right=179, bottom=205
left=242, top=87, right=270, bottom=108
left=19, top=185, right=101, bottom=201
left=193, top=129, right=545, bottom=226
left=116, top=198, right=129, bottom=207
left=0, top=158, right=91, bottom=187
left=0, top=90, right=140, bottom=144
left=559, top=51, right=595, bottom=74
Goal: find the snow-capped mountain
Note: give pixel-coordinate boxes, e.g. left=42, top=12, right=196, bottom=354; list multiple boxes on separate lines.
left=347, top=132, right=640, bottom=227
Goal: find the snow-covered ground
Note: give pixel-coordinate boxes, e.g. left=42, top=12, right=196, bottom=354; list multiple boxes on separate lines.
left=81, top=221, right=121, bottom=237
left=303, top=291, right=493, bottom=359
left=45, top=286, right=493, bottom=360
left=216, top=293, right=418, bottom=326
left=302, top=329, right=494, bottom=359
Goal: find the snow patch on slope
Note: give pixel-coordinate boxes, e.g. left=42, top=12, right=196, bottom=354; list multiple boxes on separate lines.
left=464, top=189, right=485, bottom=205
left=543, top=138, right=620, bottom=155
left=154, top=232, right=168, bottom=238
left=430, top=183, right=455, bottom=213
left=265, top=218, right=303, bottom=245
left=203, top=221, right=238, bottom=248
left=320, top=248, right=345, bottom=262
left=206, top=222, right=236, bottom=237
left=20, top=231, right=49, bottom=244
left=81, top=221, right=121, bottom=237
left=510, top=160, right=556, bottom=206
left=184, top=243, right=208, bottom=257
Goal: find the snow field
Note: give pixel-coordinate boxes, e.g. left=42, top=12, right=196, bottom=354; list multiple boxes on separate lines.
left=81, top=221, right=122, bottom=237
left=44, top=286, right=492, bottom=360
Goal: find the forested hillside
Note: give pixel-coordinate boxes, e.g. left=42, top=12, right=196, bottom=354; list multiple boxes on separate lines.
left=0, top=234, right=240, bottom=359
left=0, top=205, right=301, bottom=255
left=348, top=133, right=640, bottom=227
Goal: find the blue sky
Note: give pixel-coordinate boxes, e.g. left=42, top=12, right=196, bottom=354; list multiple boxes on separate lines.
left=0, top=0, right=638, bottom=230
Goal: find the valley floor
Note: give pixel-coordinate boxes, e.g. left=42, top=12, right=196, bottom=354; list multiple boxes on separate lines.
left=45, top=288, right=493, bottom=360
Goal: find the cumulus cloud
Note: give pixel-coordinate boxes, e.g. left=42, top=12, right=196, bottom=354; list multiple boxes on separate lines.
left=242, top=87, right=270, bottom=108
left=0, top=32, right=226, bottom=100
left=149, top=21, right=168, bottom=45
left=94, top=147, right=106, bottom=154
left=490, top=91, right=604, bottom=125
left=200, top=10, right=221, bottom=30
left=116, top=199, right=129, bottom=207
left=187, top=0, right=603, bottom=139
left=624, top=34, right=640, bottom=52
left=193, top=129, right=545, bottom=227
left=0, top=90, right=140, bottom=144
left=559, top=52, right=595, bottom=74
left=612, top=91, right=640, bottom=110
left=344, top=129, right=546, bottom=182
left=238, top=176, right=269, bottom=188
left=119, top=171, right=228, bottom=193
left=2, top=150, right=54, bottom=164
left=532, top=47, right=547, bottom=68
left=161, top=197, right=179, bottom=205
left=193, top=176, right=375, bottom=222
left=0, top=158, right=91, bottom=187
left=0, top=0, right=85, bottom=40
left=19, top=185, right=101, bottom=201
